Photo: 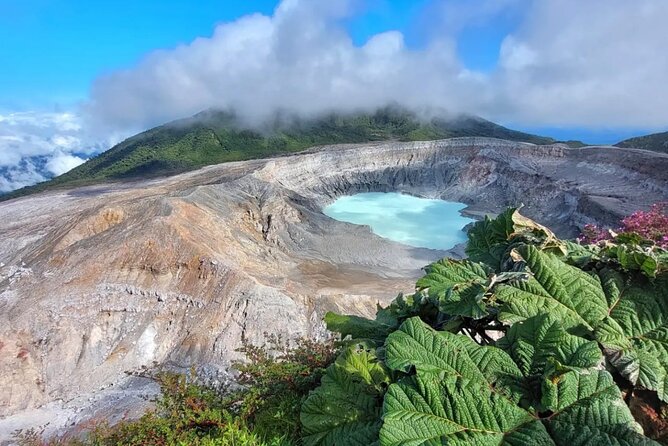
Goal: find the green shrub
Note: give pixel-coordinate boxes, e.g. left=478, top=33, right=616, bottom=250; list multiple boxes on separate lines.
left=303, top=208, right=668, bottom=445
left=14, top=337, right=338, bottom=446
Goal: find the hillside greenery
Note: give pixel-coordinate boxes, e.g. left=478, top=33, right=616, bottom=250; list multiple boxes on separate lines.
left=617, top=131, right=668, bottom=154
left=16, top=207, right=668, bottom=445
left=2, top=106, right=582, bottom=201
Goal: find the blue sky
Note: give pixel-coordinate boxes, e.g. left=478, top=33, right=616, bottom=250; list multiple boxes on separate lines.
left=1, top=0, right=667, bottom=192
left=0, top=0, right=278, bottom=106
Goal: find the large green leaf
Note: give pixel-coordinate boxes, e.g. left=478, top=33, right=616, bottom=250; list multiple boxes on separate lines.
left=325, top=292, right=442, bottom=344
left=381, top=373, right=550, bottom=446
left=498, top=313, right=602, bottom=410
left=498, top=313, right=601, bottom=378
left=465, top=208, right=517, bottom=271
left=594, top=271, right=668, bottom=401
left=325, top=311, right=398, bottom=344
left=610, top=244, right=661, bottom=278
left=416, top=259, right=493, bottom=319
left=379, top=317, right=655, bottom=446
left=540, top=369, right=652, bottom=445
left=485, top=246, right=668, bottom=402
left=384, top=317, right=522, bottom=394
left=562, top=240, right=601, bottom=269
left=301, top=342, right=390, bottom=446
left=495, top=245, right=609, bottom=331
left=465, top=208, right=566, bottom=272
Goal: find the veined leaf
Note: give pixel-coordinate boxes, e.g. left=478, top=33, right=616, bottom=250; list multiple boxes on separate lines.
left=594, top=270, right=668, bottom=401
left=495, top=245, right=609, bottom=331
left=563, top=240, right=600, bottom=269
left=498, top=313, right=601, bottom=378
left=325, top=312, right=398, bottom=343
left=498, top=313, right=602, bottom=411
left=381, top=374, right=550, bottom=446
left=465, top=208, right=567, bottom=272
left=465, top=208, right=517, bottom=271
left=301, top=342, right=390, bottom=446
left=416, top=259, right=492, bottom=319
left=380, top=318, right=655, bottom=446
left=540, top=369, right=651, bottom=444
left=384, top=317, right=522, bottom=391
left=612, top=244, right=660, bottom=278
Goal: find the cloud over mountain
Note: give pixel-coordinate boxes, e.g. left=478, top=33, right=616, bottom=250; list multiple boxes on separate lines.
left=85, top=0, right=668, bottom=132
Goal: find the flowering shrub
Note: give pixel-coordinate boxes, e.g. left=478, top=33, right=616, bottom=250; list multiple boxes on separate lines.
left=578, top=202, right=668, bottom=248
left=621, top=203, right=668, bottom=248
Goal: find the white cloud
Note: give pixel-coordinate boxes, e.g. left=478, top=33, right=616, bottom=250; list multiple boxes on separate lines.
left=0, top=111, right=103, bottom=192
left=84, top=0, right=668, bottom=131
left=0, top=160, right=47, bottom=193
left=45, top=152, right=86, bottom=176
left=491, top=0, right=668, bottom=127
left=84, top=0, right=478, bottom=132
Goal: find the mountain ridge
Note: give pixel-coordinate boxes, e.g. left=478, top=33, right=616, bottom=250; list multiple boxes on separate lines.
left=616, top=130, right=668, bottom=154
left=1, top=106, right=584, bottom=201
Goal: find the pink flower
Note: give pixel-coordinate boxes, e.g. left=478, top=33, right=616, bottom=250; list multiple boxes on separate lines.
left=578, top=202, right=668, bottom=248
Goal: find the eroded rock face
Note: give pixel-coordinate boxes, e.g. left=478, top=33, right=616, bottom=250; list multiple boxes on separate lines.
left=1, top=138, right=667, bottom=440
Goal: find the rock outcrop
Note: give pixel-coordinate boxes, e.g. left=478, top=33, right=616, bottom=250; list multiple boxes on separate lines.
left=1, top=138, right=667, bottom=441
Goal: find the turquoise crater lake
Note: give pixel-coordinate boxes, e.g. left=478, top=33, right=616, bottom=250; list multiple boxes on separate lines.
left=323, top=192, right=476, bottom=250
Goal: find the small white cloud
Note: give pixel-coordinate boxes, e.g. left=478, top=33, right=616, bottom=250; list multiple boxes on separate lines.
left=45, top=153, right=86, bottom=176
left=51, top=135, right=81, bottom=149
left=0, top=111, right=106, bottom=192
left=499, top=37, right=536, bottom=70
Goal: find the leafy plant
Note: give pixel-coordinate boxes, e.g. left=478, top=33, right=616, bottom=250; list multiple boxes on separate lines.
left=233, top=335, right=339, bottom=441
left=304, top=207, right=668, bottom=445
left=381, top=317, right=648, bottom=445
left=300, top=342, right=389, bottom=446
left=578, top=203, right=668, bottom=276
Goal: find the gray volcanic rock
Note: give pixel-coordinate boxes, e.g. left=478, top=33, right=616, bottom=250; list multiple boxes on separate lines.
left=1, top=138, right=667, bottom=441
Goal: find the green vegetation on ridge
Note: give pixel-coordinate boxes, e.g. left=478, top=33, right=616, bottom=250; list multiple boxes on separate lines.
left=2, top=106, right=581, bottom=201
left=617, top=130, right=668, bottom=154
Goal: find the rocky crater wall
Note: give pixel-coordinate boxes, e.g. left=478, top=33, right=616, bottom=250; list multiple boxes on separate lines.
left=0, top=138, right=667, bottom=440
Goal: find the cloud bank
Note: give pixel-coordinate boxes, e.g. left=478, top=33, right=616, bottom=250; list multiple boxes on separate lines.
left=85, top=0, right=473, bottom=132
left=86, top=0, right=668, bottom=133
left=0, top=112, right=104, bottom=192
